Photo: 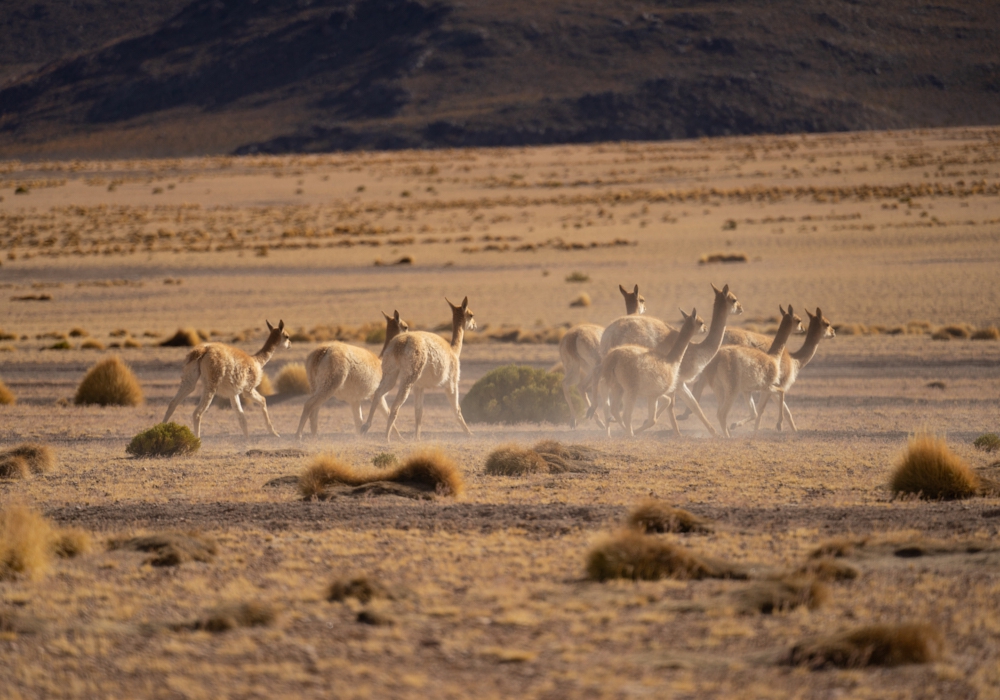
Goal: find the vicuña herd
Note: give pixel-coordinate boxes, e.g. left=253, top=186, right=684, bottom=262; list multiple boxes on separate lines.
left=162, top=285, right=833, bottom=441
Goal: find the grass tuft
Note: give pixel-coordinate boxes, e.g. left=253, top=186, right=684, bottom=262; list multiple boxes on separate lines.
left=699, top=252, right=748, bottom=264
left=300, top=449, right=464, bottom=499
left=299, top=456, right=371, bottom=498
left=391, top=448, right=465, bottom=497
left=565, top=271, right=590, bottom=282
left=788, top=623, right=944, bottom=669
left=127, top=423, right=200, bottom=457
left=108, top=531, right=218, bottom=566
left=736, top=577, right=829, bottom=614
left=461, top=365, right=580, bottom=425
left=0, top=505, right=54, bottom=580
left=484, top=445, right=549, bottom=476
left=626, top=499, right=713, bottom=534
left=586, top=531, right=747, bottom=582
left=372, top=452, right=397, bottom=468
left=327, top=576, right=395, bottom=603
left=570, top=293, right=592, bottom=307
left=52, top=528, right=92, bottom=558
left=0, top=377, right=16, bottom=405
left=890, top=433, right=980, bottom=499
left=74, top=355, right=144, bottom=406
left=973, top=433, right=1000, bottom=453
left=810, top=537, right=865, bottom=559
left=190, top=602, right=277, bottom=633
left=80, top=338, right=105, bottom=350
left=971, top=326, right=1000, bottom=340
left=794, top=557, right=859, bottom=581
left=0, top=455, right=30, bottom=479
left=275, top=362, right=310, bottom=395
left=3, top=443, right=55, bottom=474
left=159, top=328, right=203, bottom=347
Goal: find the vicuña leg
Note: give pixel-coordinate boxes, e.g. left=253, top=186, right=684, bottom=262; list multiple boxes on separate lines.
left=674, top=383, right=717, bottom=436
left=445, top=384, right=473, bottom=436
left=384, top=379, right=415, bottom=443
left=191, top=389, right=216, bottom=438
left=413, top=388, right=425, bottom=440
left=163, top=365, right=200, bottom=424
left=230, top=393, right=250, bottom=439
left=247, top=388, right=279, bottom=437
left=360, top=366, right=399, bottom=436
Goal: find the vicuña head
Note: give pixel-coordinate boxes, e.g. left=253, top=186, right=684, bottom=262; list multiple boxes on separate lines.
left=380, top=310, right=409, bottom=358
left=619, top=284, right=645, bottom=315
left=806, top=307, right=835, bottom=339
left=446, top=296, right=477, bottom=332
left=713, top=283, right=743, bottom=317
left=266, top=319, right=291, bottom=349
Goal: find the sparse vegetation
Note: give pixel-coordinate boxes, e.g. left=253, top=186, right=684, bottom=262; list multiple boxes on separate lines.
left=0, top=455, right=30, bottom=479
left=736, top=577, right=829, bottom=614
left=126, top=423, right=201, bottom=457
left=275, top=362, right=310, bottom=395
left=974, top=433, right=1000, bottom=453
left=299, top=456, right=370, bottom=497
left=186, top=602, right=277, bottom=633
left=788, top=623, right=944, bottom=669
left=890, top=433, right=980, bottom=499
left=971, top=326, right=1000, bottom=340
left=795, top=558, right=859, bottom=581
left=0, top=377, right=16, bottom=405
left=586, top=531, right=747, bottom=582
left=626, top=499, right=712, bottom=534
left=108, top=531, right=218, bottom=566
left=461, top=365, right=580, bottom=425
left=74, top=355, right=144, bottom=406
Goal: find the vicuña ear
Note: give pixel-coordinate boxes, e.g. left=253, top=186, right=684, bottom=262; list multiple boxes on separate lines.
left=806, top=308, right=815, bottom=320
left=394, top=310, right=401, bottom=321
left=445, top=297, right=455, bottom=309
left=679, top=307, right=690, bottom=320
left=722, top=284, right=729, bottom=294
left=619, top=284, right=627, bottom=296
left=816, top=307, right=823, bottom=317
left=786, top=306, right=793, bottom=316
left=382, top=310, right=391, bottom=321
left=278, top=320, right=285, bottom=331
left=633, top=284, right=639, bottom=294
left=711, top=282, right=720, bottom=294
left=266, top=320, right=274, bottom=332
left=461, top=296, right=469, bottom=309
left=779, top=305, right=786, bottom=316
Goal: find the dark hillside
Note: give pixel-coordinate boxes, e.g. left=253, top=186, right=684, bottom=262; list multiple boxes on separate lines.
left=1, top=0, right=997, bottom=158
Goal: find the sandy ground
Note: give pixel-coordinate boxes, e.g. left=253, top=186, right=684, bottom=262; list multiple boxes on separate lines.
left=1, top=127, right=1000, bottom=698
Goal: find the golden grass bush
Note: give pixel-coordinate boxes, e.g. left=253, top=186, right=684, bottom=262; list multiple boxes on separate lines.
left=188, top=602, right=277, bottom=633
left=586, top=531, right=748, bottom=582
left=794, top=558, right=859, bottom=581
left=74, top=355, right=144, bottom=406
left=0, top=505, right=54, bottom=580
left=973, top=433, right=1000, bottom=453
left=788, top=623, right=944, bottom=669
left=461, top=365, right=580, bottom=424
left=699, top=252, right=748, bottom=264
left=626, top=499, right=713, bottom=534
left=159, top=328, right=203, bottom=347
left=52, top=528, right=91, bottom=558
left=2, top=443, right=55, bottom=475
left=68, top=327, right=87, bottom=337
left=0, top=455, right=30, bottom=479
left=80, top=338, right=105, bottom=350
left=736, top=577, right=829, bottom=614
left=971, top=326, right=1000, bottom=340
left=299, top=456, right=371, bottom=498
left=257, top=372, right=274, bottom=396
left=275, top=362, right=310, bottom=395
left=890, top=433, right=980, bottom=499
left=327, top=576, right=395, bottom=603
left=300, top=449, right=464, bottom=499
left=126, top=423, right=200, bottom=457
left=570, top=292, right=592, bottom=307
left=0, top=377, right=16, bottom=405
left=391, top=448, right=465, bottom=497
left=810, top=537, right=866, bottom=559
left=484, top=445, right=549, bottom=476
left=108, top=531, right=218, bottom=566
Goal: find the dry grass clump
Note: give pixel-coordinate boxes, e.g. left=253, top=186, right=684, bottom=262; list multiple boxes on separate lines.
left=127, top=423, right=200, bottom=457
left=565, top=271, right=590, bottom=282
left=736, top=577, right=829, bottom=614
left=788, top=623, right=944, bottom=669
left=699, top=252, right=748, bottom=264
left=0, top=377, right=15, bottom=405
left=275, top=362, right=310, bottom=395
left=973, top=433, right=1000, bottom=453
left=299, top=449, right=464, bottom=499
left=327, top=576, right=395, bottom=603
left=626, top=499, right=713, bottom=534
left=159, top=328, right=203, bottom=347
left=257, top=372, right=274, bottom=396
left=74, top=355, right=144, bottom=406
left=80, top=338, right=105, bottom=350
left=971, top=326, right=1000, bottom=340
left=484, top=445, right=549, bottom=476
left=108, top=531, right=218, bottom=566
left=3, top=443, right=55, bottom=474
left=52, top=528, right=92, bottom=558
left=0, top=505, right=54, bottom=580
left=570, top=293, right=592, bottom=307
left=0, top=456, right=30, bottom=479
left=810, top=537, right=866, bottom=559
left=187, top=602, right=277, bottom=633
left=794, top=557, right=859, bottom=581
left=890, top=433, right=980, bottom=499
left=586, top=531, right=747, bottom=582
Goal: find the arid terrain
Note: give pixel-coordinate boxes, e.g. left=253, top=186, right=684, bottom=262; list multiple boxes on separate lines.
left=1, top=127, right=1000, bottom=698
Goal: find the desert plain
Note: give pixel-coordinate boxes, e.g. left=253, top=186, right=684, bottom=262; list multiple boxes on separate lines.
left=1, top=126, right=1000, bottom=698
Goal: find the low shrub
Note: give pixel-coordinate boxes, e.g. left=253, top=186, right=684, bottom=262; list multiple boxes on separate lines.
left=736, top=577, right=829, bottom=614
left=2, top=443, right=55, bottom=474
left=936, top=324, right=971, bottom=339
left=890, top=433, right=980, bottom=499
left=0, top=377, right=15, bottom=405
left=626, top=499, right=713, bottom=534
left=461, top=365, right=580, bottom=425
left=0, top=456, right=30, bottom=479
left=973, top=432, right=1000, bottom=453
left=570, top=293, right=591, bottom=307
left=328, top=576, right=395, bottom=603
left=390, top=448, right=465, bottom=497
left=300, top=449, right=464, bottom=499
left=565, top=271, right=590, bottom=282
left=160, top=328, right=203, bottom=347
left=275, top=363, right=310, bottom=395
left=372, top=452, right=397, bottom=468
left=0, top=505, right=54, bottom=580
left=585, top=531, right=747, bottom=582
left=788, top=623, right=944, bottom=669
left=108, top=531, right=218, bottom=566
left=127, top=423, right=200, bottom=457
left=794, top=558, right=859, bottom=581
left=699, top=252, right=748, bottom=264
left=80, top=339, right=105, bottom=350
left=299, top=456, right=370, bottom=498
left=972, top=327, right=1000, bottom=340
left=52, top=528, right=92, bottom=558
left=74, top=356, right=144, bottom=406
left=484, top=446, right=549, bottom=476
left=189, top=602, right=276, bottom=633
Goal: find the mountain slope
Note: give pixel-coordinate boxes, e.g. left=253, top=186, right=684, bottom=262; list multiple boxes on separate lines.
left=1, top=0, right=998, bottom=158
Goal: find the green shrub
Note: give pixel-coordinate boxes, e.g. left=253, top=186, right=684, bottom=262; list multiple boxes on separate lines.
left=973, top=433, right=1000, bottom=453
left=565, top=271, right=589, bottom=283
left=127, top=423, right=201, bottom=457
left=372, top=452, right=397, bottom=468
left=74, top=355, right=143, bottom=406
left=460, top=365, right=581, bottom=425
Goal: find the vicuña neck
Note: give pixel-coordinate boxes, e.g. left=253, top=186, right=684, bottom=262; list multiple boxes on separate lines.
left=450, top=320, right=465, bottom=356
left=254, top=334, right=281, bottom=365
left=694, top=295, right=730, bottom=355
left=766, top=317, right=797, bottom=356
left=656, top=319, right=699, bottom=363
left=790, top=320, right=825, bottom=366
